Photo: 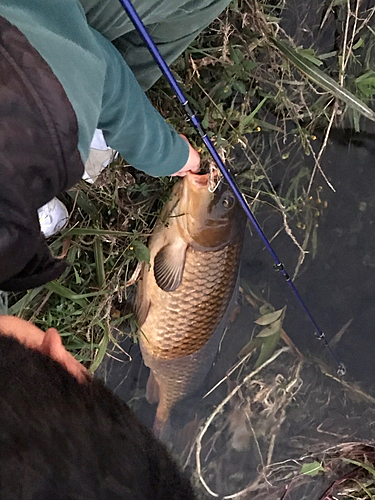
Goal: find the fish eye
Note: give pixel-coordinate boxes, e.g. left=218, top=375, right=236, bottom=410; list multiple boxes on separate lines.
left=222, top=195, right=235, bottom=209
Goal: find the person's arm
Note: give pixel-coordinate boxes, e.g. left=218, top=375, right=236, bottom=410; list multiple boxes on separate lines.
left=91, top=29, right=199, bottom=177
left=0, top=0, right=198, bottom=177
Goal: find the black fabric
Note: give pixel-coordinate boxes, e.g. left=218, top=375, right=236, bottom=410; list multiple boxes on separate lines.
left=0, top=16, right=84, bottom=292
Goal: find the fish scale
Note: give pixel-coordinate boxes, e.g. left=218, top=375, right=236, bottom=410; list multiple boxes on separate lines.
left=140, top=235, right=242, bottom=435
left=141, top=242, right=242, bottom=360
left=139, top=238, right=243, bottom=430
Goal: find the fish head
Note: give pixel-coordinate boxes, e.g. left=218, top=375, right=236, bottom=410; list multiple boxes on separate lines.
left=177, top=172, right=246, bottom=250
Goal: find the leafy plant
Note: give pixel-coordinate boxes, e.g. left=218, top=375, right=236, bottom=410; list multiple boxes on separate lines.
left=300, top=461, right=326, bottom=476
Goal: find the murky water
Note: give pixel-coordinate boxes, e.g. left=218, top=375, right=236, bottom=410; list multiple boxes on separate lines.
left=100, top=124, right=375, bottom=498
left=98, top=3, right=375, bottom=498
left=98, top=128, right=375, bottom=499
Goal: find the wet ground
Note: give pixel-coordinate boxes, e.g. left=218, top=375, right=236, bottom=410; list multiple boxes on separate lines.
left=98, top=3, right=375, bottom=498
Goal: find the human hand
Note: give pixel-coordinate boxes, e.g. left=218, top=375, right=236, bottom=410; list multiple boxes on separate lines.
left=171, top=135, right=200, bottom=177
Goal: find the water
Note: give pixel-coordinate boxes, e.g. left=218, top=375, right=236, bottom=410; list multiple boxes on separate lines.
left=98, top=2, right=375, bottom=498
left=258, top=129, right=375, bottom=382
left=97, top=127, right=375, bottom=498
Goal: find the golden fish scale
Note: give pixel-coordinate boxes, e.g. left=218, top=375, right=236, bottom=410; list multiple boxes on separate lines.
left=141, top=239, right=242, bottom=360
left=141, top=331, right=225, bottom=423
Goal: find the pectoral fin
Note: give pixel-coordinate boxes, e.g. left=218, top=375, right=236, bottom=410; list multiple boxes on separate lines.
left=154, top=400, right=172, bottom=441
left=154, top=239, right=187, bottom=292
left=135, top=298, right=150, bottom=327
left=146, top=371, right=159, bottom=404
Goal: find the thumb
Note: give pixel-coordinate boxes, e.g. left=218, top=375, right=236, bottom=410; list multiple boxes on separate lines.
left=171, top=135, right=200, bottom=177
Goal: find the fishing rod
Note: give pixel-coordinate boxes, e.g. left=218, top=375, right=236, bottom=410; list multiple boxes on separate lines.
left=118, top=0, right=346, bottom=377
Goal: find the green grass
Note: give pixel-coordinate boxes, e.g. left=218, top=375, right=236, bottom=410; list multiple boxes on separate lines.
left=7, top=0, right=375, bottom=371
left=9, top=166, right=172, bottom=367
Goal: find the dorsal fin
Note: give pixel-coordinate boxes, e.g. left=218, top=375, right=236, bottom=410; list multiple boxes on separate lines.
left=135, top=298, right=150, bottom=327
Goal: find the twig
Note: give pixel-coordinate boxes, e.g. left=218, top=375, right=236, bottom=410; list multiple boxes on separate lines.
left=356, top=4, right=375, bottom=34
left=196, top=347, right=290, bottom=498
left=317, top=466, right=362, bottom=500
left=30, top=291, right=53, bottom=321
left=281, top=209, right=307, bottom=259
left=241, top=147, right=307, bottom=260
left=247, top=413, right=266, bottom=473
left=307, top=102, right=338, bottom=195
left=320, top=368, right=375, bottom=405
left=328, top=318, right=353, bottom=349
left=203, top=347, right=254, bottom=399
left=321, top=1, right=334, bottom=30
left=340, top=0, right=351, bottom=87
left=267, top=433, right=276, bottom=467
left=346, top=0, right=360, bottom=71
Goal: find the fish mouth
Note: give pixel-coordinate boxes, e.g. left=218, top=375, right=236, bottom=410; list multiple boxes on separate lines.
left=186, top=172, right=209, bottom=187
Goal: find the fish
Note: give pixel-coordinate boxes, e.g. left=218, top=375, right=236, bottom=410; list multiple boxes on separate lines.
left=135, top=171, right=246, bottom=438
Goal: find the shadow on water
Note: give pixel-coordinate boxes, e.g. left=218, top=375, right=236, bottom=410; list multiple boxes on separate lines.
left=98, top=2, right=375, bottom=498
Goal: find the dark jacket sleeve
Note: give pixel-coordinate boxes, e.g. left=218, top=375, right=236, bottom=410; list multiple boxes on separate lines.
left=0, top=15, right=83, bottom=291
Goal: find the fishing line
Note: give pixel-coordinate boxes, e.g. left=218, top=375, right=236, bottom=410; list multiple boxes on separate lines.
left=118, top=0, right=346, bottom=376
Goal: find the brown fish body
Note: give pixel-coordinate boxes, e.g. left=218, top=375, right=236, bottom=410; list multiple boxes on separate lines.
left=135, top=173, right=246, bottom=436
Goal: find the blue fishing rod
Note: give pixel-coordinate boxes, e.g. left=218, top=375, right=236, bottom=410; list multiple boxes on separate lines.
left=118, top=0, right=346, bottom=376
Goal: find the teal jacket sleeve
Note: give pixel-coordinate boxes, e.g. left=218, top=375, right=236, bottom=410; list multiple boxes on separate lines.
left=91, top=29, right=189, bottom=177
left=0, top=0, right=189, bottom=177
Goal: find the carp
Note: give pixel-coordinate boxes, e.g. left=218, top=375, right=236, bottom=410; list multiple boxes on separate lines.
left=135, top=172, right=246, bottom=437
